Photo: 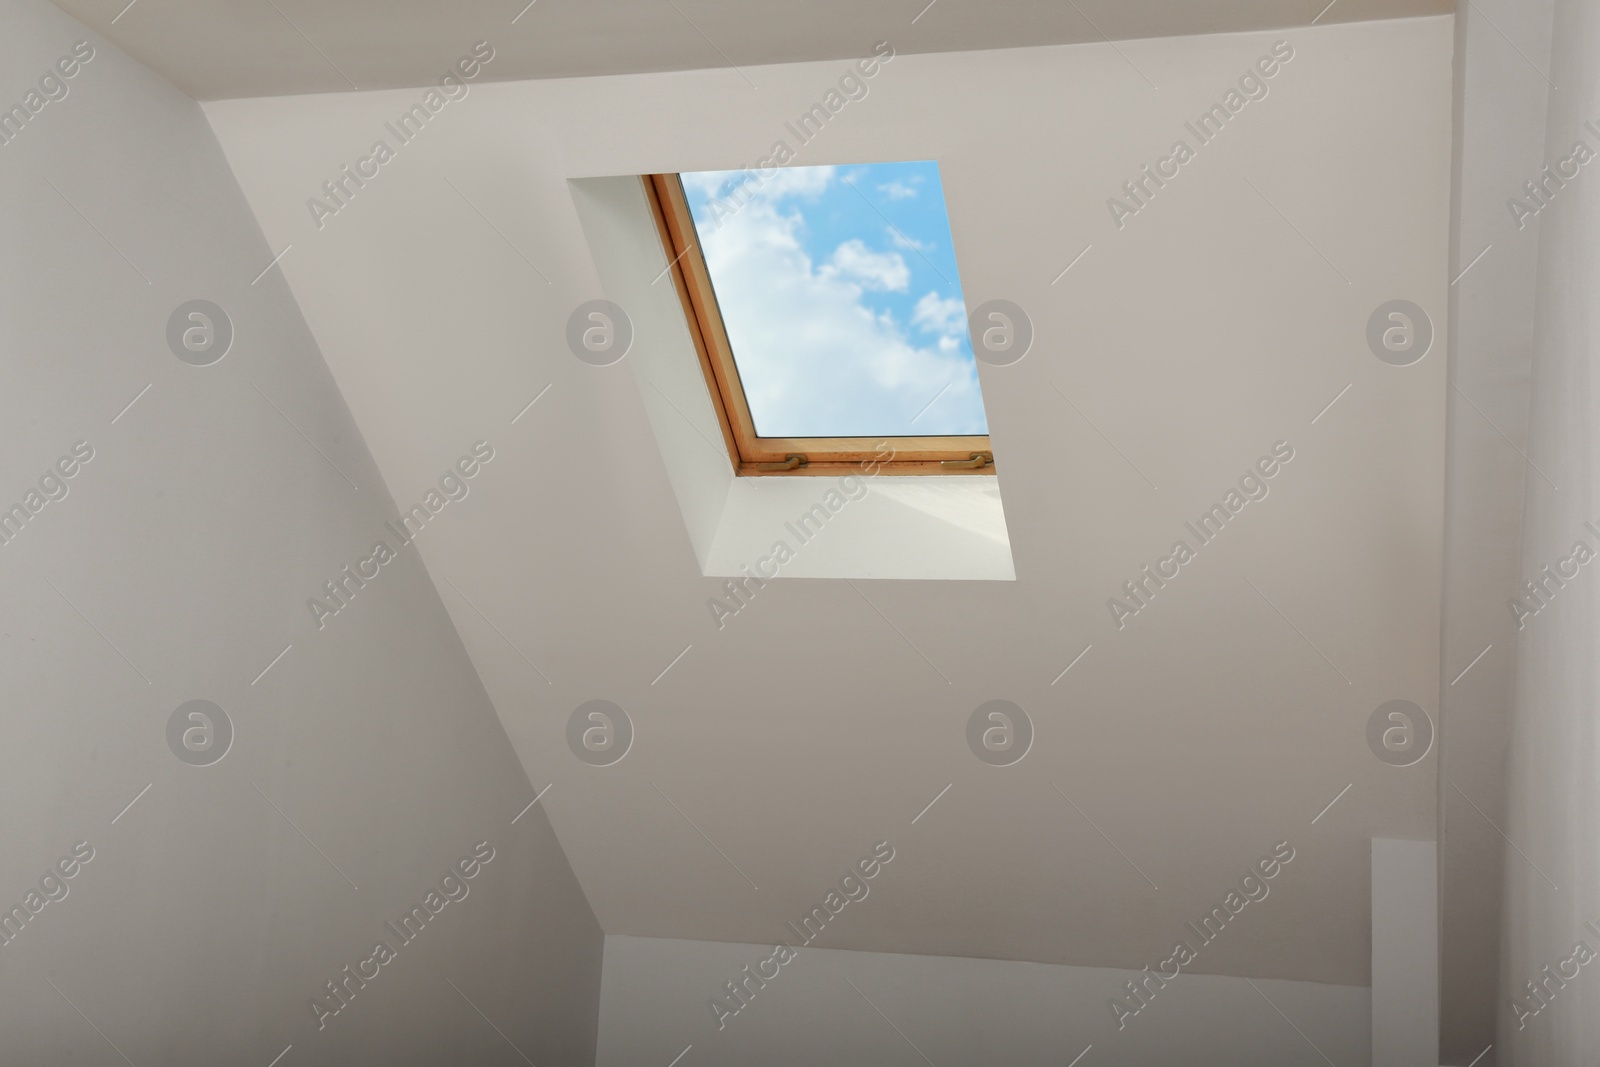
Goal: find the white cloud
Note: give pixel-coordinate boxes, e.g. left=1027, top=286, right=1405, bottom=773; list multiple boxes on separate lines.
left=696, top=182, right=986, bottom=437
left=823, top=239, right=909, bottom=292
left=912, top=292, right=966, bottom=335
left=887, top=227, right=931, bottom=253
left=682, top=165, right=836, bottom=230
left=878, top=180, right=918, bottom=200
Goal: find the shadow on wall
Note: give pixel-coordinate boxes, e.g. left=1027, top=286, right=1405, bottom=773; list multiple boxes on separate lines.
left=0, top=1, right=602, bottom=1064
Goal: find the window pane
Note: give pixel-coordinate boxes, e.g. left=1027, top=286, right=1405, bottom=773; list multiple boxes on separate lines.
left=681, top=161, right=989, bottom=438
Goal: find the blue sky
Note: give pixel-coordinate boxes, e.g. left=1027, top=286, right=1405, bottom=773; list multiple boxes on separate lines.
left=681, top=161, right=988, bottom=439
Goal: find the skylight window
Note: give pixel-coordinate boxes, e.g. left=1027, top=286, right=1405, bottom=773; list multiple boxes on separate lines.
left=645, top=162, right=995, bottom=476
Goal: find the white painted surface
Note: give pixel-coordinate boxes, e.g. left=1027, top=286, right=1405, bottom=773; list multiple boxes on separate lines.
left=203, top=17, right=1453, bottom=987
left=1498, top=0, right=1600, bottom=1059
left=704, top=477, right=1016, bottom=581
left=1437, top=0, right=1553, bottom=1058
left=598, top=934, right=1371, bottom=1066
left=1372, top=839, right=1439, bottom=1066
left=52, top=0, right=1454, bottom=100
left=0, top=1, right=602, bottom=1063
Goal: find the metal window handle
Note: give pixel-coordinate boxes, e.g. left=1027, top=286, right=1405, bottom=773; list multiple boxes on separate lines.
left=755, top=454, right=807, bottom=471
left=941, top=452, right=992, bottom=470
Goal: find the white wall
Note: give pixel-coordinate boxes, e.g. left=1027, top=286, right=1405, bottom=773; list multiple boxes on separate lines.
left=598, top=935, right=1369, bottom=1066
left=1372, top=839, right=1439, bottom=1065
left=1496, top=0, right=1600, bottom=1059
left=1438, top=0, right=1554, bottom=1061
left=0, top=1, right=601, bottom=1063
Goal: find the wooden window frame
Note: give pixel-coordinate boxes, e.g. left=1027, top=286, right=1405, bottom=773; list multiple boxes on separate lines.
left=643, top=174, right=995, bottom=477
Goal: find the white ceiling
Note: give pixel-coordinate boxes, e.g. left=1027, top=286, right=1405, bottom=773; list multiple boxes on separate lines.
left=56, top=0, right=1451, bottom=99
left=200, top=17, right=1454, bottom=987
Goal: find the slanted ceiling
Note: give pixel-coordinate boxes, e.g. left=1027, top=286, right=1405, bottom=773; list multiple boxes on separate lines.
left=201, top=14, right=1454, bottom=988
left=55, top=0, right=1451, bottom=99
